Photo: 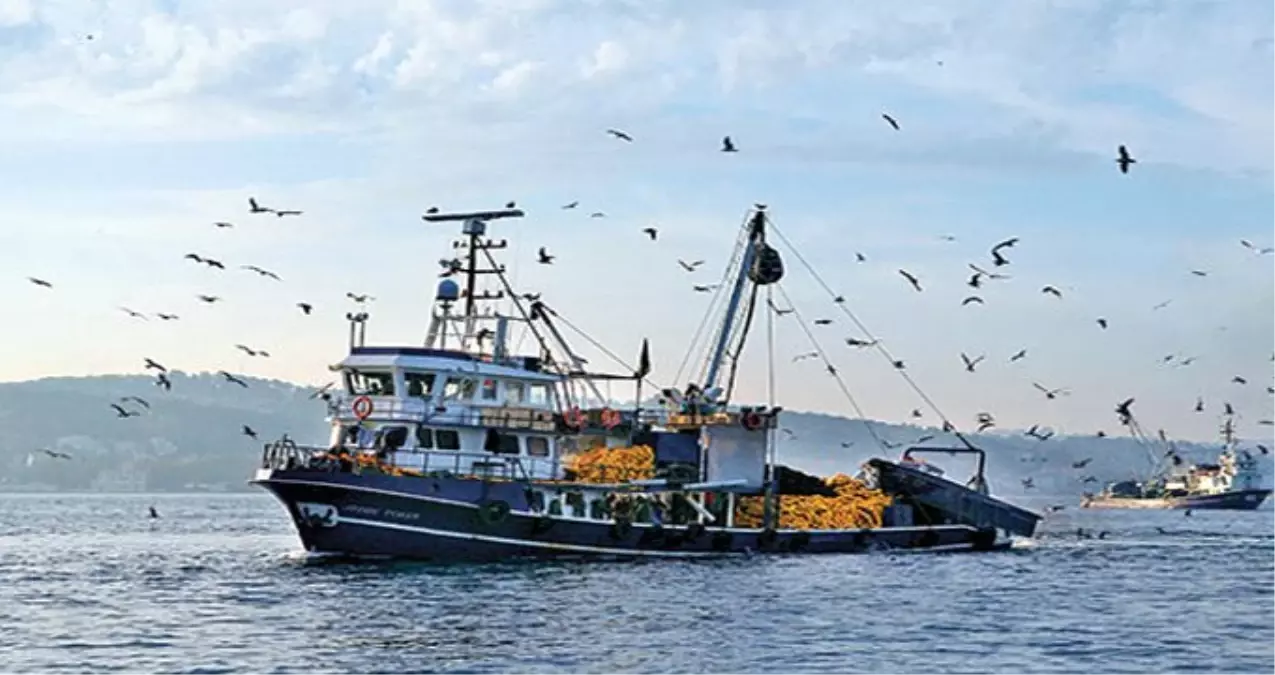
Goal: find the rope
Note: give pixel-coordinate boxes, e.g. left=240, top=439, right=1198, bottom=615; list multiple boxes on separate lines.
left=696, top=218, right=756, bottom=386
left=478, top=247, right=575, bottom=410
left=767, top=221, right=976, bottom=449
left=773, top=283, right=891, bottom=454
left=763, top=284, right=778, bottom=530
left=722, top=282, right=760, bottom=404
left=673, top=212, right=753, bottom=386
left=766, top=285, right=777, bottom=411
left=538, top=305, right=663, bottom=392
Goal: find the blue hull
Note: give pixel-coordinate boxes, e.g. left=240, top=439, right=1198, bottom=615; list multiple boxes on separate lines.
left=1178, top=489, right=1271, bottom=510
left=250, top=468, right=1007, bottom=561
left=1084, top=488, right=1272, bottom=510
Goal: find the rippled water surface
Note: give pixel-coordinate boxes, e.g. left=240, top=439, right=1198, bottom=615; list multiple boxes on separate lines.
left=1, top=493, right=1271, bottom=673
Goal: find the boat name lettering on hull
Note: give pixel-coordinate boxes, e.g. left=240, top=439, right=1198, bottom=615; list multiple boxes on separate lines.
left=342, top=504, right=421, bottom=521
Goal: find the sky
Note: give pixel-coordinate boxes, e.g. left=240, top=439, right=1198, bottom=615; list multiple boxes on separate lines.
left=0, top=0, right=1272, bottom=443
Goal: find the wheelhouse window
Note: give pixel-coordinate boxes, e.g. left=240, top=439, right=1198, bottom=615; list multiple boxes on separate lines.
left=506, top=382, right=526, bottom=405
left=526, top=436, right=550, bottom=458
left=527, top=383, right=551, bottom=406
left=405, top=372, right=436, bottom=398
left=416, top=426, right=434, bottom=449
left=443, top=377, right=477, bottom=401
left=348, top=370, right=394, bottom=396
left=435, top=429, right=461, bottom=450
left=479, top=378, right=499, bottom=401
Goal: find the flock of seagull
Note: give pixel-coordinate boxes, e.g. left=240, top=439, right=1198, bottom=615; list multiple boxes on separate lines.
left=24, top=195, right=367, bottom=463
left=19, top=121, right=1274, bottom=496
left=582, top=126, right=1273, bottom=491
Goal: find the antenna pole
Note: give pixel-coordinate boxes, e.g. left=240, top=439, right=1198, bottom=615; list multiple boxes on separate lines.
left=464, top=229, right=479, bottom=318
left=762, top=283, right=778, bottom=532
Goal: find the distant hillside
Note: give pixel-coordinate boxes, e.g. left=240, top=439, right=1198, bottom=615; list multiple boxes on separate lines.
left=0, top=373, right=328, bottom=492
left=1, top=374, right=1269, bottom=495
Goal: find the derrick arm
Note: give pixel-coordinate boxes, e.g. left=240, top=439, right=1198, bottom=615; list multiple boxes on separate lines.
left=530, top=301, right=606, bottom=403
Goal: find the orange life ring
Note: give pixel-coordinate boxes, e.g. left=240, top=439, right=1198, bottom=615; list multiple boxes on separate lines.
left=352, top=395, right=374, bottom=420
left=741, top=410, right=763, bottom=431
left=563, top=406, right=585, bottom=430
left=600, top=407, right=621, bottom=430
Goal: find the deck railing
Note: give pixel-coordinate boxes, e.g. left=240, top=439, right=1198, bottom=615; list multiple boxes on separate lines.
left=327, top=395, right=560, bottom=433
left=325, top=394, right=671, bottom=435
left=259, top=439, right=562, bottom=481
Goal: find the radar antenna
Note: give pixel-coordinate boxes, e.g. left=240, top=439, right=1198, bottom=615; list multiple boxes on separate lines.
left=422, top=208, right=523, bottom=350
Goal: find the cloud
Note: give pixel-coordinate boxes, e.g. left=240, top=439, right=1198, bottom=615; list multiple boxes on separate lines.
left=581, top=40, right=629, bottom=80
left=0, top=0, right=32, bottom=27
left=0, top=0, right=1265, bottom=173
left=0, top=0, right=1270, bottom=442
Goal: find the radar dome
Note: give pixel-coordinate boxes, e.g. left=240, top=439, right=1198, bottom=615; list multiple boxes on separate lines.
left=436, top=279, right=461, bottom=302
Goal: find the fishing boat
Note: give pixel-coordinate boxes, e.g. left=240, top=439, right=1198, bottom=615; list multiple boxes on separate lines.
left=251, top=205, right=1040, bottom=560
left=1082, top=415, right=1271, bottom=510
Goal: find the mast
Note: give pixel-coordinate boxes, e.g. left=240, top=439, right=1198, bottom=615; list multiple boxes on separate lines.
left=422, top=208, right=521, bottom=350
left=692, top=206, right=786, bottom=529
left=419, top=206, right=622, bottom=415
left=703, top=207, right=778, bottom=405
left=1221, top=414, right=1236, bottom=449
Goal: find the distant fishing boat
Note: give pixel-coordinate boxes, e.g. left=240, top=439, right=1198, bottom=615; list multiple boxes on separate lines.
left=1083, top=415, right=1271, bottom=511
left=250, top=205, right=1040, bottom=561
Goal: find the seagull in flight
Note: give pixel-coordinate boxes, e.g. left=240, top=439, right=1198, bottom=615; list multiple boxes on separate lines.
left=1116, top=145, right=1136, bottom=174
left=218, top=371, right=249, bottom=388
left=120, top=396, right=150, bottom=409
left=241, top=265, right=281, bottom=280
left=110, top=403, right=141, bottom=418
left=767, top=299, right=795, bottom=316
left=1034, top=383, right=1070, bottom=400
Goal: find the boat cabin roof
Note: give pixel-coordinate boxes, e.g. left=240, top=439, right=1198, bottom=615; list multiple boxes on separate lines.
left=337, top=346, right=562, bottom=383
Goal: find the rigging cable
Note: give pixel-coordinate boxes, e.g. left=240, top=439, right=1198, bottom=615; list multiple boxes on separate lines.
left=673, top=212, right=753, bottom=386
left=478, top=246, right=576, bottom=411
left=722, top=282, right=761, bottom=405
left=763, top=283, right=778, bottom=530
left=774, top=283, right=892, bottom=454
left=694, top=218, right=756, bottom=387
left=767, top=221, right=977, bottom=450
left=536, top=304, right=664, bottom=392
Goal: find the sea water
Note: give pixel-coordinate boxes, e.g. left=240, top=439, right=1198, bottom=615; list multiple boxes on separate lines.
left=1, top=493, right=1271, bottom=674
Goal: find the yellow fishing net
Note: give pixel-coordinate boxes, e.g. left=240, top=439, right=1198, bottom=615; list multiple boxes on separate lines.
left=564, top=446, right=891, bottom=530
left=563, top=444, right=656, bottom=483
left=734, top=473, right=892, bottom=530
